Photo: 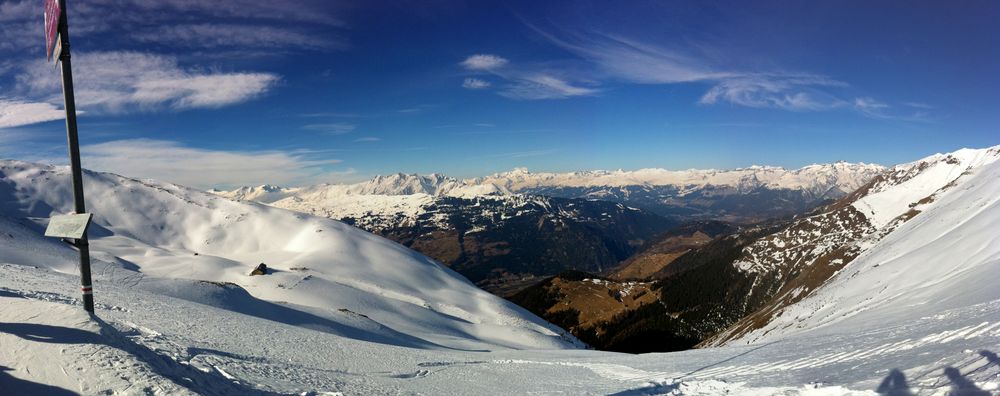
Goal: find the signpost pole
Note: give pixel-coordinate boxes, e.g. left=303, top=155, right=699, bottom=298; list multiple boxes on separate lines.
left=55, top=0, right=94, bottom=313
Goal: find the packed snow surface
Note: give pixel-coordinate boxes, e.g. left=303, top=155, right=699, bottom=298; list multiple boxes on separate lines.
left=2, top=148, right=999, bottom=394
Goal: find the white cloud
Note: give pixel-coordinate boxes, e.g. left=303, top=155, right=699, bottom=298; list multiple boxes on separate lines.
left=301, top=123, right=356, bottom=134
left=853, top=97, right=889, bottom=116
left=528, top=25, right=727, bottom=84
left=459, top=53, right=596, bottom=100
left=0, top=99, right=65, bottom=128
left=462, top=78, right=491, bottom=89
left=396, top=104, right=438, bottom=114
left=131, top=24, right=345, bottom=51
left=526, top=25, right=925, bottom=115
left=2, top=0, right=345, bottom=55
left=133, top=73, right=279, bottom=109
left=353, top=137, right=382, bottom=142
left=853, top=97, right=933, bottom=122
left=500, top=74, right=598, bottom=100
left=81, top=139, right=346, bottom=189
left=700, top=75, right=847, bottom=111
left=17, top=52, right=279, bottom=113
left=0, top=1, right=32, bottom=21
left=461, top=54, right=509, bottom=71
left=903, top=102, right=934, bottom=109
left=121, top=0, right=345, bottom=26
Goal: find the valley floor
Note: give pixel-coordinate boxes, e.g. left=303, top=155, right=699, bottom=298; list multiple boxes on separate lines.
left=2, top=264, right=997, bottom=395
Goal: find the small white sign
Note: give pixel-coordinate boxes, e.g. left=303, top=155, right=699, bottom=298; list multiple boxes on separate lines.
left=44, top=213, right=92, bottom=239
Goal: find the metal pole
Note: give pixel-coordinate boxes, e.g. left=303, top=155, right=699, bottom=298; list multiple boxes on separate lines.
left=57, top=0, right=94, bottom=313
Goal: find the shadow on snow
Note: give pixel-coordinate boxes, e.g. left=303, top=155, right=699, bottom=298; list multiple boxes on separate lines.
left=0, top=318, right=286, bottom=395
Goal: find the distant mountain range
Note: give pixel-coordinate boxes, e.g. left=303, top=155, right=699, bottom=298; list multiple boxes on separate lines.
left=510, top=146, right=1000, bottom=353
left=213, top=163, right=885, bottom=292
left=216, top=162, right=885, bottom=221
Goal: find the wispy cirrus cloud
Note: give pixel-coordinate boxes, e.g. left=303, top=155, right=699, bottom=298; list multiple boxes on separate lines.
left=462, top=78, right=491, bottom=89
left=81, top=138, right=348, bottom=189
left=2, top=0, right=346, bottom=56
left=461, top=54, right=509, bottom=71
left=902, top=102, right=934, bottom=110
left=460, top=54, right=598, bottom=100
left=131, top=24, right=346, bottom=51
left=397, top=104, right=440, bottom=114
left=853, top=97, right=935, bottom=122
left=513, top=23, right=936, bottom=120
left=498, top=74, right=598, bottom=100
left=527, top=26, right=729, bottom=84
left=301, top=123, right=356, bottom=134
left=528, top=25, right=847, bottom=111
left=353, top=137, right=382, bottom=142
left=700, top=75, right=848, bottom=111
left=69, top=0, right=345, bottom=48
left=16, top=52, right=279, bottom=113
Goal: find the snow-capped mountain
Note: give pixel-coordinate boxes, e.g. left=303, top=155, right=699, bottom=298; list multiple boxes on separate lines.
left=280, top=192, right=676, bottom=291
left=0, top=160, right=581, bottom=351
left=213, top=172, right=510, bottom=205
left=505, top=162, right=886, bottom=220
left=208, top=183, right=292, bottom=203
left=217, top=161, right=883, bottom=205
left=708, top=145, right=1000, bottom=346
left=511, top=146, right=1000, bottom=355
left=215, top=162, right=885, bottom=227
left=474, top=161, right=883, bottom=194
left=212, top=162, right=882, bottom=292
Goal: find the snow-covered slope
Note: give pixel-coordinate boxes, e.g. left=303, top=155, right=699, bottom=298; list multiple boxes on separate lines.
left=664, top=146, right=1000, bottom=349
left=1, top=148, right=998, bottom=394
left=3, top=241, right=998, bottom=394
left=0, top=160, right=580, bottom=351
left=728, top=146, right=1000, bottom=345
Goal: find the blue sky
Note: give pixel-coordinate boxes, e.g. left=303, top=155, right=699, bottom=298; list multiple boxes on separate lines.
left=0, top=0, right=997, bottom=188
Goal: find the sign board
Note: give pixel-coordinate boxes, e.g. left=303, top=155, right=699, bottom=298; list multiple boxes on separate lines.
left=44, top=0, right=61, bottom=61
left=45, top=213, right=92, bottom=239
